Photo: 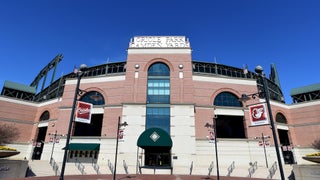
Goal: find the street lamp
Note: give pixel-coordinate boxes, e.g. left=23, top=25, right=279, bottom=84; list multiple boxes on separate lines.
left=48, top=130, right=62, bottom=164
left=204, top=115, right=219, bottom=180
left=60, top=64, right=87, bottom=180
left=239, top=65, right=285, bottom=180
left=254, top=133, right=271, bottom=168
left=113, top=116, right=128, bottom=180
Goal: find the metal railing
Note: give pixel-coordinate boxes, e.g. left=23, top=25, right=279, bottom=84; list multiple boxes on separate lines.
left=189, top=161, right=193, bottom=175
left=267, top=161, right=278, bottom=179
left=107, top=159, right=114, bottom=174
left=248, top=161, right=258, bottom=178
left=75, top=159, right=85, bottom=175
left=208, top=161, right=214, bottom=176
left=49, top=157, right=59, bottom=176
left=227, top=161, right=235, bottom=176
left=123, top=160, right=129, bottom=174
left=137, top=160, right=142, bottom=174
left=92, top=158, right=100, bottom=174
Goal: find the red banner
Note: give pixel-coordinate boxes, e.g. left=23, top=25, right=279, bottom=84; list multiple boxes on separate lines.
left=75, top=101, right=93, bottom=124
left=249, top=104, right=269, bottom=126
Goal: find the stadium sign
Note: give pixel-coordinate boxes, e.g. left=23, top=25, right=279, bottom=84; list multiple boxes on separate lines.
left=249, top=104, right=269, bottom=126
left=75, top=101, right=93, bottom=124
left=129, top=36, right=190, bottom=48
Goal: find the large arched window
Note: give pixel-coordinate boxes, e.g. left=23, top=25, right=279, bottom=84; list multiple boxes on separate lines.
left=39, top=111, right=50, bottom=121
left=147, top=62, right=170, bottom=132
left=214, top=92, right=242, bottom=107
left=79, top=91, right=105, bottom=105
left=214, top=92, right=245, bottom=139
left=276, top=113, right=287, bottom=124
left=74, top=91, right=105, bottom=137
left=144, top=62, right=171, bottom=167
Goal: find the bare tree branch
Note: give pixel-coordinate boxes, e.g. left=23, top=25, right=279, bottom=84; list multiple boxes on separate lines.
left=0, top=124, right=20, bottom=145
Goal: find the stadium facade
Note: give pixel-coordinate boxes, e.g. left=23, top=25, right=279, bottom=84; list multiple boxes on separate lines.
left=1, top=36, right=320, bottom=175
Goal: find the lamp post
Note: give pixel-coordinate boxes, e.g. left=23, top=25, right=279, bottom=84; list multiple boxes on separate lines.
left=113, top=116, right=128, bottom=180
left=48, top=130, right=62, bottom=164
left=240, top=65, right=285, bottom=180
left=205, top=115, right=219, bottom=180
left=59, top=64, right=87, bottom=180
left=254, top=133, right=271, bottom=168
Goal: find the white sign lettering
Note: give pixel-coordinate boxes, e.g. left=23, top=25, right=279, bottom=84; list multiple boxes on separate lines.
left=129, top=36, right=190, bottom=48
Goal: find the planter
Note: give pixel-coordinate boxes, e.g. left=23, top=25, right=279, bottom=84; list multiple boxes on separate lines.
left=0, top=150, right=20, bottom=158
left=302, top=156, right=320, bottom=163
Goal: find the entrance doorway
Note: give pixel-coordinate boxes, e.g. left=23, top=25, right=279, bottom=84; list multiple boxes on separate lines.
left=278, top=129, right=294, bottom=164
left=32, top=126, right=47, bottom=160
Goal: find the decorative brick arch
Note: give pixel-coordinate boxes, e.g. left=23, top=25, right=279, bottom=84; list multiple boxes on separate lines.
left=211, top=88, right=242, bottom=105
left=39, top=110, right=50, bottom=121
left=275, top=111, right=288, bottom=124
left=79, top=87, right=107, bottom=104
left=143, top=58, right=175, bottom=72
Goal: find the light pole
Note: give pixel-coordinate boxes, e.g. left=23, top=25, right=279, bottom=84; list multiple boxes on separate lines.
left=240, top=65, right=285, bottom=180
left=59, top=64, right=87, bottom=180
left=113, top=116, right=128, bottom=180
left=205, top=115, right=219, bottom=180
left=48, top=130, right=62, bottom=164
left=254, top=133, right=270, bottom=168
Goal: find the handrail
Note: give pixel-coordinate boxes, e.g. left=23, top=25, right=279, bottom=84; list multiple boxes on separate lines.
left=49, top=157, right=59, bottom=176
left=267, top=161, right=278, bottom=179
left=208, top=161, right=214, bottom=176
left=189, top=161, right=193, bottom=175
left=75, top=159, right=85, bottom=175
left=92, top=158, right=100, bottom=174
left=108, top=159, right=114, bottom=174
left=137, top=160, right=142, bottom=174
left=227, top=161, right=235, bottom=176
left=123, top=160, right=129, bottom=174
left=248, top=161, right=258, bottom=178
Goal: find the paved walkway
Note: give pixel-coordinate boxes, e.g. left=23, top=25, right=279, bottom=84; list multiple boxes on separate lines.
left=8, top=174, right=271, bottom=180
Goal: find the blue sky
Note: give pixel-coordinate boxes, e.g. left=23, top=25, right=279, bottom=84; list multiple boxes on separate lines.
left=0, top=0, right=319, bottom=104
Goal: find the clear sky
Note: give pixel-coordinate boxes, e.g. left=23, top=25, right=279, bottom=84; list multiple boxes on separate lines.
left=0, top=0, right=319, bottom=104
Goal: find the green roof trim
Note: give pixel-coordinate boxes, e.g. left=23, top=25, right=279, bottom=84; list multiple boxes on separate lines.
left=4, top=81, right=36, bottom=94
left=137, top=128, right=172, bottom=148
left=290, top=83, right=320, bottom=96
left=67, top=143, right=100, bottom=151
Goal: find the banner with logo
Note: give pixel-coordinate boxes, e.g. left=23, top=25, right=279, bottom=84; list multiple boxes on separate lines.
left=207, top=130, right=215, bottom=143
left=249, top=104, right=269, bottom=126
left=75, top=101, right=93, bottom=124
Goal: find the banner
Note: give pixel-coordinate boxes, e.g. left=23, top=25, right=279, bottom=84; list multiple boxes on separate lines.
left=75, top=101, right=93, bottom=124
left=249, top=104, right=269, bottom=126
left=207, top=131, right=215, bottom=143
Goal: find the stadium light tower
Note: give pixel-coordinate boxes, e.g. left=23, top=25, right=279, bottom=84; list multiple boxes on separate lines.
left=60, top=64, right=87, bottom=180
left=239, top=65, right=285, bottom=180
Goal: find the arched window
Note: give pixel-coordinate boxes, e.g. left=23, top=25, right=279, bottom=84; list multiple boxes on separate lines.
left=79, top=91, right=105, bottom=105
left=276, top=113, right=287, bottom=124
left=39, top=111, right=50, bottom=121
left=148, top=62, right=170, bottom=76
left=144, top=62, right=172, bottom=167
left=146, top=62, right=171, bottom=132
left=214, top=92, right=242, bottom=107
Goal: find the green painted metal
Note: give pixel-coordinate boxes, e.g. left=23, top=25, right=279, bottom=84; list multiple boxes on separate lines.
left=137, top=127, right=172, bottom=148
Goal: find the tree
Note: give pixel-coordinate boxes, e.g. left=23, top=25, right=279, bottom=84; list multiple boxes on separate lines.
left=312, top=138, right=320, bottom=150
left=0, top=124, right=20, bottom=145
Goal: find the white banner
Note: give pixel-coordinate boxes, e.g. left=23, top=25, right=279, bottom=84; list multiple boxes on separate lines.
left=249, top=104, right=269, bottom=126
left=75, top=101, right=93, bottom=124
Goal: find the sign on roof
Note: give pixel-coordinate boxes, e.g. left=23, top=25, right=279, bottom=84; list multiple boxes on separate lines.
left=129, top=36, right=190, bottom=48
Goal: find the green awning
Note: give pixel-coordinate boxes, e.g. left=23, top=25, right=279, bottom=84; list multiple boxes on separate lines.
left=137, top=128, right=172, bottom=149
left=67, top=143, right=100, bottom=151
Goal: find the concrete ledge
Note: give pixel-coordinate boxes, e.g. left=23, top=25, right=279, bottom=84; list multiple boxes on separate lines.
left=293, top=164, right=320, bottom=180
left=0, top=159, right=28, bottom=179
